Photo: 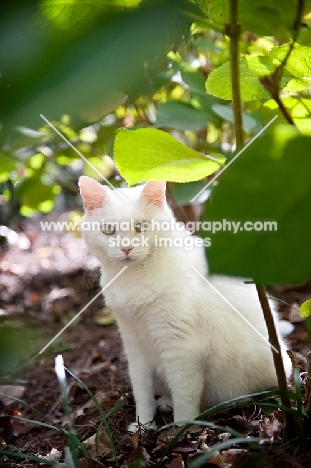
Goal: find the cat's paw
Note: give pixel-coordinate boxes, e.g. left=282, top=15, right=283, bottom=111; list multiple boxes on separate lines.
left=127, top=420, right=157, bottom=433
left=156, top=396, right=173, bottom=412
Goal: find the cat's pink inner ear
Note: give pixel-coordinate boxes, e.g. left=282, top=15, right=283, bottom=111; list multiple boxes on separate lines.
left=78, top=176, right=106, bottom=211
left=141, top=181, right=166, bottom=207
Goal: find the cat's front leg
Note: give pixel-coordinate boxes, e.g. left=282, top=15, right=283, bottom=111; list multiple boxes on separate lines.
left=122, top=337, right=156, bottom=432
left=166, top=357, right=204, bottom=423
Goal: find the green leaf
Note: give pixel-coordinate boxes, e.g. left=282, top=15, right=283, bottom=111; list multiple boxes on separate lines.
left=171, top=181, right=210, bottom=206
left=261, top=97, right=311, bottom=135
left=285, top=45, right=311, bottom=78
left=300, top=300, right=311, bottom=318
left=239, top=6, right=288, bottom=39
left=178, top=64, right=206, bottom=93
left=206, top=56, right=272, bottom=101
left=114, top=128, right=221, bottom=186
left=282, top=77, right=310, bottom=94
left=204, top=125, right=311, bottom=283
left=193, top=0, right=228, bottom=27
left=1, top=1, right=191, bottom=130
left=155, top=101, right=209, bottom=131
left=41, top=0, right=142, bottom=29
left=269, top=43, right=311, bottom=79
left=211, top=104, right=258, bottom=132
left=297, top=26, right=311, bottom=46
left=0, top=153, right=16, bottom=183
left=193, top=0, right=304, bottom=38
left=205, top=50, right=308, bottom=101
left=19, top=176, right=61, bottom=213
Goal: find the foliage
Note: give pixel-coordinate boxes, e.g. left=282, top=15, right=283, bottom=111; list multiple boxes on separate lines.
left=300, top=299, right=311, bottom=345
left=300, top=300, right=311, bottom=318
left=1, top=0, right=311, bottom=286
left=205, top=126, right=311, bottom=283
left=0, top=356, right=127, bottom=467
left=114, top=128, right=222, bottom=185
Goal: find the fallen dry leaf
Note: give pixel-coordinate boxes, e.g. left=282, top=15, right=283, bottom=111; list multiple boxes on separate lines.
left=0, top=385, right=26, bottom=406
left=169, top=453, right=184, bottom=468
left=130, top=430, right=139, bottom=449
left=83, top=428, right=112, bottom=459
left=122, top=446, right=152, bottom=468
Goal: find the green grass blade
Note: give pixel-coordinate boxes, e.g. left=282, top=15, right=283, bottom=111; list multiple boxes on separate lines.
left=196, top=389, right=297, bottom=420
left=189, top=437, right=263, bottom=468
left=293, top=366, right=307, bottom=451
left=258, top=402, right=307, bottom=417
left=65, top=366, right=126, bottom=467
left=0, top=391, right=53, bottom=421
left=0, top=450, right=61, bottom=466
left=157, top=420, right=242, bottom=438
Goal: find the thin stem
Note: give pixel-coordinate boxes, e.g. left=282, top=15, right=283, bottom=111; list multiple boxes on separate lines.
left=256, top=284, right=295, bottom=431
left=229, top=0, right=244, bottom=146
left=260, top=77, right=295, bottom=125
left=228, top=0, right=294, bottom=432
left=274, top=95, right=295, bottom=125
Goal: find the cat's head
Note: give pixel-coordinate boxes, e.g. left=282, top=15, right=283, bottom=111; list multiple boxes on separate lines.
left=79, top=176, right=174, bottom=265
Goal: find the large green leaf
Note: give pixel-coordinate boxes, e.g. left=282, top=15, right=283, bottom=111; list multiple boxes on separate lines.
left=114, top=128, right=222, bottom=186
left=193, top=0, right=308, bottom=38
left=0, top=0, right=191, bottom=131
left=204, top=125, right=311, bottom=283
left=194, top=0, right=228, bottom=27
left=41, top=0, right=142, bottom=28
left=155, top=101, right=209, bottom=131
left=171, top=181, right=210, bottom=206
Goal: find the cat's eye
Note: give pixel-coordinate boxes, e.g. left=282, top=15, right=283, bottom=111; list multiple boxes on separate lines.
left=135, top=221, right=150, bottom=233
left=102, top=223, right=115, bottom=235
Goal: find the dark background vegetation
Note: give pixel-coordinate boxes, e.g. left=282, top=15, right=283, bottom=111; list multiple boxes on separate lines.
left=1, top=0, right=311, bottom=466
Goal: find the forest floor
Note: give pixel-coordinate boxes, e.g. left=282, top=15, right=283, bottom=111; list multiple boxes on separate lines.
left=0, top=212, right=311, bottom=468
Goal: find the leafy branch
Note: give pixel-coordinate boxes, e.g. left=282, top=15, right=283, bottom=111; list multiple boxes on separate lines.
left=260, top=0, right=305, bottom=125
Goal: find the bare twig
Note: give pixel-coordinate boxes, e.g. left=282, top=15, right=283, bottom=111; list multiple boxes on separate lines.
left=256, top=283, right=295, bottom=432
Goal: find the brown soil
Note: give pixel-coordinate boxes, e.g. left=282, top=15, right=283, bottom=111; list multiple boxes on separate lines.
left=0, top=213, right=310, bottom=468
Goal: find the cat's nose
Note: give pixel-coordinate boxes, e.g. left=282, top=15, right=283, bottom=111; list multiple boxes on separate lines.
left=121, top=246, right=133, bottom=256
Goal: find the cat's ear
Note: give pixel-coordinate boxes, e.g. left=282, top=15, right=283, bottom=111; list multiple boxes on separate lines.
left=78, top=176, right=107, bottom=211
left=141, top=181, right=166, bottom=207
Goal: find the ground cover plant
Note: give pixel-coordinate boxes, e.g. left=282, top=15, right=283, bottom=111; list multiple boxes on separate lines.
left=1, top=0, right=311, bottom=466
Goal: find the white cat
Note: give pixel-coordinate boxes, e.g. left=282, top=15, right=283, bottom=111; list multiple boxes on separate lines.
left=79, top=176, right=291, bottom=433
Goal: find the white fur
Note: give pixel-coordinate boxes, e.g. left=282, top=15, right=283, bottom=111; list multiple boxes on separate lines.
left=80, top=178, right=291, bottom=432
